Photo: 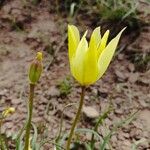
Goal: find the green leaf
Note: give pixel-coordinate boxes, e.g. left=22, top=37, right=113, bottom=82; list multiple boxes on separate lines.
left=31, top=123, right=38, bottom=150
left=85, top=143, right=92, bottom=150
left=76, top=128, right=102, bottom=141
left=39, top=139, right=65, bottom=150
left=131, top=138, right=147, bottom=150
left=100, top=110, right=139, bottom=150
left=58, top=128, right=103, bottom=148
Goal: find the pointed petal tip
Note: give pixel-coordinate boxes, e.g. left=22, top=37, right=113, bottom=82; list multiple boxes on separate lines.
left=68, top=24, right=72, bottom=31
left=93, top=26, right=100, bottom=33
left=68, top=24, right=71, bottom=28
left=120, top=27, right=127, bottom=33
left=123, top=26, right=127, bottom=30
left=104, top=30, right=110, bottom=36
left=83, top=30, right=88, bottom=37
left=114, top=27, right=126, bottom=39
left=96, top=26, right=100, bottom=30
left=106, top=29, right=110, bottom=33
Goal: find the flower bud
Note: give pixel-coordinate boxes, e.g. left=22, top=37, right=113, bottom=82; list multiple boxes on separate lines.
left=29, top=52, right=43, bottom=84
left=2, top=107, right=15, bottom=118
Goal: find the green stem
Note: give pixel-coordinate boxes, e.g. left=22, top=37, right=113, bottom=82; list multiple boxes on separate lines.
left=0, top=120, right=4, bottom=150
left=66, top=86, right=86, bottom=150
left=24, top=83, right=35, bottom=150
left=0, top=118, right=8, bottom=150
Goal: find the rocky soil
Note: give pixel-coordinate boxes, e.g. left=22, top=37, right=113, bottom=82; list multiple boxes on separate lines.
left=0, top=0, right=149, bottom=149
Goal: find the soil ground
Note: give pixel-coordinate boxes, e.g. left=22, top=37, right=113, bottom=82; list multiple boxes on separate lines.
left=0, top=0, right=149, bottom=150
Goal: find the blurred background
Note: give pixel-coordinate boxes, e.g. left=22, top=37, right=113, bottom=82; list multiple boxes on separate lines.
left=0, top=0, right=149, bottom=149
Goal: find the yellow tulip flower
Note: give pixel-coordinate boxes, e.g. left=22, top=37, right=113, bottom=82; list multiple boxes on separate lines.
left=68, top=25, right=126, bottom=85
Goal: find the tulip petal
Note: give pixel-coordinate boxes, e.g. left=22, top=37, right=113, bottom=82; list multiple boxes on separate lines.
left=82, top=28, right=101, bottom=85
left=82, top=49, right=99, bottom=85
left=71, top=31, right=88, bottom=85
left=97, top=30, right=110, bottom=57
left=89, top=27, right=101, bottom=50
left=68, top=25, right=80, bottom=61
left=98, top=28, right=126, bottom=79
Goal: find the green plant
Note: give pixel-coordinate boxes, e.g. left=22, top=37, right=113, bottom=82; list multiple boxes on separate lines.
left=65, top=25, right=125, bottom=149
left=57, top=110, right=138, bottom=150
left=58, top=76, right=72, bottom=96
left=131, top=138, right=147, bottom=150
left=24, top=52, right=43, bottom=150
left=53, top=0, right=142, bottom=26
left=11, top=17, right=24, bottom=32
left=95, top=0, right=139, bottom=21
left=99, top=111, right=138, bottom=150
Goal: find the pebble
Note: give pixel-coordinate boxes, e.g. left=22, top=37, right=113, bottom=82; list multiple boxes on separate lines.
left=82, top=106, right=99, bottom=119
left=47, top=86, right=60, bottom=97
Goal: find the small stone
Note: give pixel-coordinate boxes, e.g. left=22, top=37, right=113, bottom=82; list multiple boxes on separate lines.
left=118, top=132, right=125, bottom=141
left=48, top=86, right=60, bottom=97
left=39, top=97, right=48, bottom=104
left=84, top=95, right=89, bottom=100
left=115, top=70, right=127, bottom=81
left=130, top=128, right=143, bottom=140
left=92, top=88, right=98, bottom=95
left=111, top=135, right=118, bottom=143
left=38, top=105, right=45, bottom=111
left=82, top=106, right=99, bottom=119
left=132, top=121, right=143, bottom=129
left=139, top=109, right=150, bottom=131
left=0, top=89, right=8, bottom=96
left=134, top=138, right=149, bottom=149
left=11, top=98, right=21, bottom=105
left=138, top=100, right=148, bottom=108
left=123, top=140, right=131, bottom=147
left=115, top=109, right=123, bottom=114
left=128, top=72, right=139, bottom=83
left=141, top=140, right=149, bottom=148
left=32, top=117, right=42, bottom=123
left=115, top=97, right=124, bottom=105
left=3, top=37, right=11, bottom=44
left=122, top=132, right=130, bottom=138
left=118, top=54, right=124, bottom=60
left=128, top=63, right=135, bottom=72
left=143, top=131, right=149, bottom=138
left=4, top=122, right=13, bottom=129
left=105, top=118, right=112, bottom=126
